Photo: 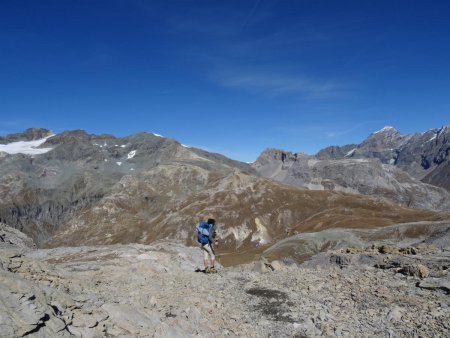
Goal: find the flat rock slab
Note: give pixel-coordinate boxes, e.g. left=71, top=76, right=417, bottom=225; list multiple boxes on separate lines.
left=418, top=278, right=450, bottom=293
left=2, top=242, right=450, bottom=337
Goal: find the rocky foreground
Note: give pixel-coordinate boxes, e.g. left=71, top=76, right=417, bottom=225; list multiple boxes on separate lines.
left=1, top=224, right=450, bottom=337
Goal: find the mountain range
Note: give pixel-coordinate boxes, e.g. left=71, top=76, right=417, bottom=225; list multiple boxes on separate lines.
left=253, top=125, right=450, bottom=211
left=317, top=125, right=450, bottom=189
left=0, top=126, right=449, bottom=265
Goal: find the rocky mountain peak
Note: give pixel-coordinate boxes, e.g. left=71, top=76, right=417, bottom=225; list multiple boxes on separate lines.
left=363, top=125, right=407, bottom=149
left=255, top=148, right=308, bottom=164
left=0, top=128, right=53, bottom=144
left=372, top=125, right=398, bottom=134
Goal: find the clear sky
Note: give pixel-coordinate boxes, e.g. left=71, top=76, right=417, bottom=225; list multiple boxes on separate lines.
left=1, top=1, right=450, bottom=162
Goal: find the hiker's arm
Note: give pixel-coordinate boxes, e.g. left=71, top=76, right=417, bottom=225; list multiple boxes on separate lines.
left=211, top=229, right=218, bottom=246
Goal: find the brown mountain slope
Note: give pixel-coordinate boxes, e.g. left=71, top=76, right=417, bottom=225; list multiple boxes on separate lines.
left=46, top=166, right=450, bottom=262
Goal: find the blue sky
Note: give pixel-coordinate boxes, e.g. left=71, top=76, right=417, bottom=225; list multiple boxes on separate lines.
left=1, top=0, right=450, bottom=162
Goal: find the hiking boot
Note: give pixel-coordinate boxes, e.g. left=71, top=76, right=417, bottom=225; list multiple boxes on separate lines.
left=209, top=267, right=217, bottom=273
left=205, top=267, right=211, bottom=273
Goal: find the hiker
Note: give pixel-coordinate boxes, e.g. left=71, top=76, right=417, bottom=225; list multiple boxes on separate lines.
left=196, top=218, right=218, bottom=273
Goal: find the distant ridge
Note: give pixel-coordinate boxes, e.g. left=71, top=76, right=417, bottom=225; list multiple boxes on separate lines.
left=253, top=125, right=450, bottom=209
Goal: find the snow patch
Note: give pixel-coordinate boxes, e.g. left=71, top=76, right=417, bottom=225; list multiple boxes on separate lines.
left=152, top=133, right=163, bottom=138
left=345, top=148, right=356, bottom=157
left=127, top=150, right=136, bottom=159
left=181, top=144, right=191, bottom=148
left=116, top=162, right=122, bottom=166
left=428, top=134, right=437, bottom=142
left=374, top=126, right=396, bottom=134
left=120, top=145, right=126, bottom=148
left=0, top=134, right=55, bottom=155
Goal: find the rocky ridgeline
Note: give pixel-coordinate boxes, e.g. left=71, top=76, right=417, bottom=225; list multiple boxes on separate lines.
left=253, top=149, right=450, bottom=210
left=0, top=128, right=53, bottom=144
left=253, top=125, right=450, bottom=210
left=1, top=223, right=450, bottom=337
left=316, top=125, right=450, bottom=185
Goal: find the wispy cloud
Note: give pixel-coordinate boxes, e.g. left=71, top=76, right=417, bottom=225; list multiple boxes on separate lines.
left=325, top=124, right=366, bottom=138
left=160, top=1, right=352, bottom=100
left=167, top=1, right=273, bottom=36
left=277, top=121, right=376, bottom=139
left=211, top=69, right=346, bottom=99
left=241, top=0, right=262, bottom=28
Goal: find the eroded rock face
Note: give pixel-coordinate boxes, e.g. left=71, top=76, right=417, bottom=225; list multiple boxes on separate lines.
left=0, top=222, right=36, bottom=250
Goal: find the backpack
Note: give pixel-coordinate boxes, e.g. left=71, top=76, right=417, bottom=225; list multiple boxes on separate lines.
left=196, top=221, right=211, bottom=245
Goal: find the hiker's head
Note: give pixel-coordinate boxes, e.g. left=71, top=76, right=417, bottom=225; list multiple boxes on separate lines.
left=207, top=218, right=215, bottom=226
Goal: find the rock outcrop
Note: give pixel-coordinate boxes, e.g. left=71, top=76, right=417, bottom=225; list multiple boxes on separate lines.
left=0, top=222, right=36, bottom=250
